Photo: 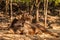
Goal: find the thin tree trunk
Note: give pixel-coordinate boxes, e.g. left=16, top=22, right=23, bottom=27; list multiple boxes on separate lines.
left=36, top=8, right=39, bottom=22
left=6, top=0, right=9, bottom=15
left=29, top=4, right=33, bottom=15
left=35, top=0, right=40, bottom=22
left=44, top=0, right=48, bottom=28
left=36, top=0, right=39, bottom=22
left=10, top=0, right=13, bottom=22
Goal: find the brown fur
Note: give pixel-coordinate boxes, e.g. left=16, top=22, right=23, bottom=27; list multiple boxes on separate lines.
left=24, top=22, right=59, bottom=37
left=9, top=14, right=59, bottom=37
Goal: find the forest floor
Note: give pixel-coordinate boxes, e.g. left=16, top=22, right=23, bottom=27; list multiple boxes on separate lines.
left=0, top=9, right=60, bottom=40
left=0, top=29, right=60, bottom=40
left=0, top=1, right=60, bottom=40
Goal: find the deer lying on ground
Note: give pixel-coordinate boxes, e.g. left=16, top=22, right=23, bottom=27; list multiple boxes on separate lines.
left=9, top=14, right=59, bottom=38
left=24, top=20, right=59, bottom=37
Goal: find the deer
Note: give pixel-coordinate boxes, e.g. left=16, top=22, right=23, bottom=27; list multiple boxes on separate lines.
left=23, top=17, right=59, bottom=37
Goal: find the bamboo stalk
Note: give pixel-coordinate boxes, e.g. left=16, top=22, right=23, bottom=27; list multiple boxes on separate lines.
left=44, top=0, right=48, bottom=28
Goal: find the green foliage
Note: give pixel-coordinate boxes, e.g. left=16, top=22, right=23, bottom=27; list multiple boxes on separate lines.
left=55, top=0, right=60, bottom=5
left=12, top=0, right=60, bottom=6
left=48, top=0, right=55, bottom=2
left=20, top=0, right=30, bottom=2
left=48, top=0, right=60, bottom=6
left=12, top=0, right=31, bottom=3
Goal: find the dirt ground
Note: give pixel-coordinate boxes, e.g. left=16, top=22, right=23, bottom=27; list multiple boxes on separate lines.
left=0, top=28, right=60, bottom=40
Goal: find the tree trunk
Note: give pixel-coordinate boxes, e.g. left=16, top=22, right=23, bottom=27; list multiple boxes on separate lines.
left=10, top=0, right=13, bottom=22
left=6, top=0, right=9, bottom=15
left=44, top=0, right=48, bottom=28
left=35, top=0, right=40, bottom=22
